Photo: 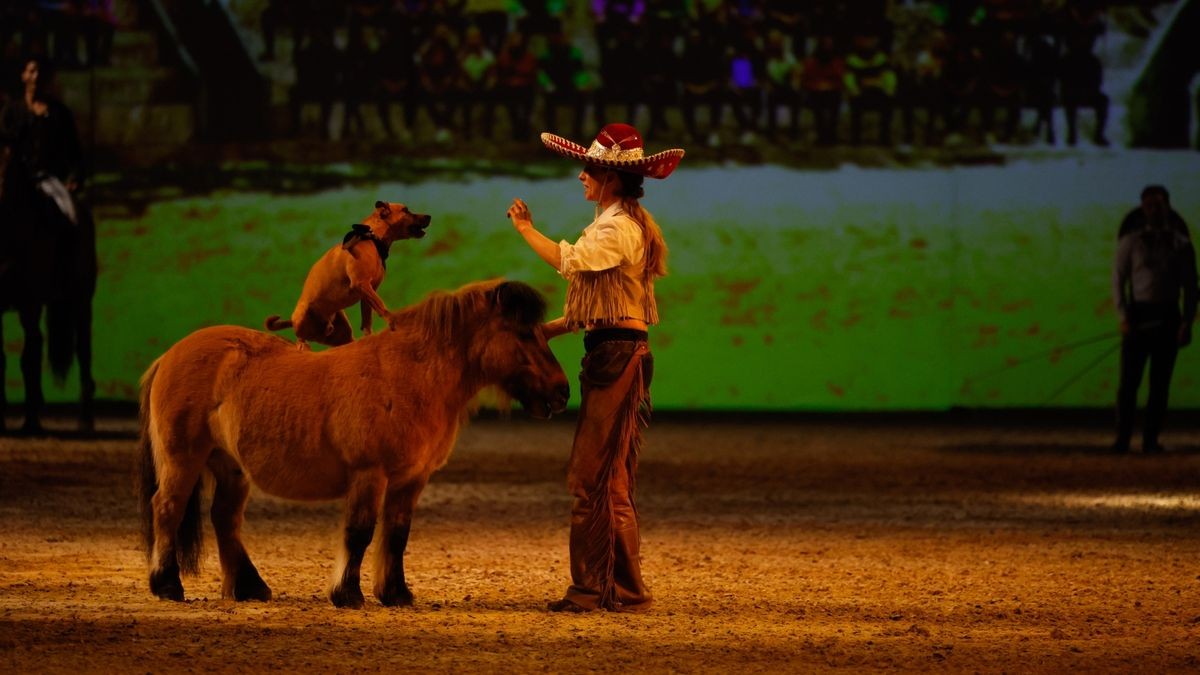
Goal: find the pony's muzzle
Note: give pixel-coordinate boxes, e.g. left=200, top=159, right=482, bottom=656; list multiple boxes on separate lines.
left=510, top=376, right=569, bottom=418
left=552, top=383, right=570, bottom=413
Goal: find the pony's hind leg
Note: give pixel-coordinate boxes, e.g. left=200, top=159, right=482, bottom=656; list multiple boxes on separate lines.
left=148, top=463, right=205, bottom=601
left=208, top=451, right=271, bottom=601
left=329, top=470, right=386, bottom=608
left=374, top=477, right=428, bottom=607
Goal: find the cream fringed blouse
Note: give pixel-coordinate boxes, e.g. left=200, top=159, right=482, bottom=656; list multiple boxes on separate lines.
left=557, top=202, right=659, bottom=329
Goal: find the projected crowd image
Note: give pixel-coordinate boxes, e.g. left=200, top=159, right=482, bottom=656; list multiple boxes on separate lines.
left=2, top=0, right=1198, bottom=411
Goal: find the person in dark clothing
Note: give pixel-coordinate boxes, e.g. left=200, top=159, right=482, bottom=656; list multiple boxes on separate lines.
left=290, top=30, right=341, bottom=138
left=1027, top=28, right=1059, bottom=144
left=0, top=56, right=86, bottom=433
left=640, top=30, right=678, bottom=140
left=942, top=30, right=984, bottom=139
left=342, top=26, right=378, bottom=138
left=1059, top=31, right=1108, bottom=147
left=595, top=21, right=640, bottom=130
left=538, top=29, right=587, bottom=141
left=726, top=27, right=765, bottom=144
left=980, top=29, right=1026, bottom=144
left=680, top=28, right=726, bottom=146
left=377, top=18, right=418, bottom=141
left=801, top=33, right=845, bottom=146
left=763, top=29, right=801, bottom=139
left=844, top=31, right=897, bottom=145
left=458, top=24, right=496, bottom=140
left=259, top=0, right=312, bottom=62
left=416, top=22, right=463, bottom=143
left=1111, top=185, right=1198, bottom=453
left=81, top=0, right=117, bottom=67
left=1, top=56, right=82, bottom=221
left=494, top=29, right=538, bottom=141
left=1118, top=185, right=1190, bottom=240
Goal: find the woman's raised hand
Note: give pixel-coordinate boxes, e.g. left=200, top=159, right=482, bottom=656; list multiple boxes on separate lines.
left=507, top=198, right=534, bottom=233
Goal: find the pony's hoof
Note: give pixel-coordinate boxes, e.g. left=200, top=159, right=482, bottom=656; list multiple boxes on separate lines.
left=330, top=585, right=365, bottom=609
left=233, top=570, right=272, bottom=602
left=377, top=586, right=414, bottom=607
left=150, top=575, right=185, bottom=602
left=234, top=585, right=272, bottom=602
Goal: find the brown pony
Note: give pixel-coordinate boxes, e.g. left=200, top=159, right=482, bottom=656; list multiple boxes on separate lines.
left=137, top=279, right=569, bottom=608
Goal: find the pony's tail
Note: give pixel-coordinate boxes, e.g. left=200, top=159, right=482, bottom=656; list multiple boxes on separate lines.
left=45, top=300, right=76, bottom=384
left=137, top=359, right=161, bottom=560
left=137, top=358, right=204, bottom=575
left=264, top=315, right=292, bottom=331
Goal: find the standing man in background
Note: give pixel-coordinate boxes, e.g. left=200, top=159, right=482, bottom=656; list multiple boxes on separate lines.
left=1118, top=185, right=1190, bottom=240
left=1112, top=185, right=1198, bottom=453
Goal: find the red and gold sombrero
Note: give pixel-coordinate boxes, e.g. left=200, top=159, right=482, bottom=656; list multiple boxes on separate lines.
left=540, top=123, right=685, bottom=179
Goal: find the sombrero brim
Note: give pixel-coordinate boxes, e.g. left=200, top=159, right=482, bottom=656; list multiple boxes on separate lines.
left=540, top=132, right=685, bottom=179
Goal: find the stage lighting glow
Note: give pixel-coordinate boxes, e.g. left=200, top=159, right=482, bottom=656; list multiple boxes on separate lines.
left=1009, top=491, right=1200, bottom=512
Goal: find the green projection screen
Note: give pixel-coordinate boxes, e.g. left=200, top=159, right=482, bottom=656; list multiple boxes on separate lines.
left=8, top=150, right=1197, bottom=410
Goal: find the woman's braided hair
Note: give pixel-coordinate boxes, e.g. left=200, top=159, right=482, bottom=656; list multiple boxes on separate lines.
left=612, top=170, right=666, bottom=279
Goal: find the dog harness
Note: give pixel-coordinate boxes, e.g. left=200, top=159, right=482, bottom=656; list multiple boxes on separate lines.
left=341, top=224, right=389, bottom=268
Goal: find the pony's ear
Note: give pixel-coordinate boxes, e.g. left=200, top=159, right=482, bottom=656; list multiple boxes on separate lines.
left=375, top=200, right=390, bottom=217
left=493, top=281, right=546, bottom=326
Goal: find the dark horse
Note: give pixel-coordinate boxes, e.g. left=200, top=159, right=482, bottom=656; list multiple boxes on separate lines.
left=0, top=192, right=97, bottom=434
left=1, top=55, right=95, bottom=434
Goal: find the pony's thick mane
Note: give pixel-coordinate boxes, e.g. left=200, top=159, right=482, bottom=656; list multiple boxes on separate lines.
left=396, top=279, right=547, bottom=346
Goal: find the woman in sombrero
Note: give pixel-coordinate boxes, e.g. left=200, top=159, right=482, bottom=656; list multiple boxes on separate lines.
left=507, top=123, right=683, bottom=613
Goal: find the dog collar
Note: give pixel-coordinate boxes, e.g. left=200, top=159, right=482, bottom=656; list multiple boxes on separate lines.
left=342, top=224, right=389, bottom=268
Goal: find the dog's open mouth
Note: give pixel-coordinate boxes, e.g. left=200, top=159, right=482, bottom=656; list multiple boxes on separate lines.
left=408, top=217, right=431, bottom=239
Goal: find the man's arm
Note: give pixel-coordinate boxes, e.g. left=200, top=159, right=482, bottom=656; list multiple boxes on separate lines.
left=1180, top=241, right=1197, bottom=346
left=1113, top=235, right=1133, bottom=332
left=1170, top=209, right=1191, bottom=240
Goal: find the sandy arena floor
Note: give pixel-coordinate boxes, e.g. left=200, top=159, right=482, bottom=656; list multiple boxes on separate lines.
left=1, top=414, right=1199, bottom=672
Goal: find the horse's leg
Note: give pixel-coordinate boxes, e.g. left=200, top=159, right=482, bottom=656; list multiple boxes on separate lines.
left=148, top=461, right=205, bottom=601
left=79, top=201, right=98, bottom=433
left=374, top=477, right=428, bottom=607
left=329, top=470, right=385, bottom=608
left=76, top=297, right=95, bottom=433
left=17, top=302, right=45, bottom=434
left=208, top=450, right=271, bottom=601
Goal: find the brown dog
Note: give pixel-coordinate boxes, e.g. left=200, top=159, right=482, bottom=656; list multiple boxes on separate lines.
left=266, top=201, right=431, bottom=350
